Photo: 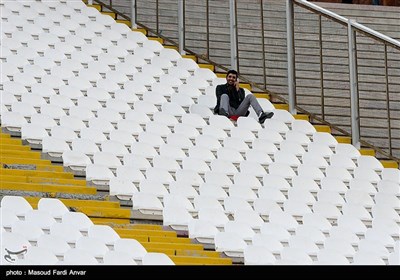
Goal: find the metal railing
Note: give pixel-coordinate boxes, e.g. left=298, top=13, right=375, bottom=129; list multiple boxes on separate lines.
left=89, top=0, right=400, bottom=162
left=288, top=0, right=400, bottom=161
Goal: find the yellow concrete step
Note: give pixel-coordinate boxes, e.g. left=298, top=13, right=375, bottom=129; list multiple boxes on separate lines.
left=132, top=28, right=147, bottom=35
left=182, top=55, right=197, bottom=62
left=148, top=37, right=164, bottom=44
left=380, top=160, right=399, bottom=169
left=25, top=197, right=120, bottom=209
left=0, top=157, right=53, bottom=166
left=170, top=255, right=232, bottom=265
left=87, top=4, right=101, bottom=11
left=123, top=224, right=163, bottom=231
left=147, top=248, right=176, bottom=255
left=294, top=114, right=310, bottom=121
left=91, top=217, right=132, bottom=225
left=107, top=223, right=163, bottom=231
left=116, top=232, right=166, bottom=240
left=163, top=45, right=178, bottom=51
left=119, top=234, right=149, bottom=243
left=253, top=93, right=270, bottom=100
left=0, top=175, right=86, bottom=186
left=239, top=83, right=252, bottom=91
left=101, top=11, right=116, bottom=19
left=175, top=249, right=221, bottom=258
left=314, top=125, right=331, bottom=133
left=0, top=144, right=31, bottom=151
left=6, top=164, right=64, bottom=173
left=114, top=228, right=177, bottom=238
left=0, top=133, right=11, bottom=138
left=0, top=168, right=74, bottom=179
left=142, top=242, right=203, bottom=251
left=116, top=19, right=131, bottom=27
left=359, top=149, right=375, bottom=156
left=149, top=236, right=192, bottom=244
left=335, top=136, right=351, bottom=144
left=216, top=73, right=226, bottom=78
left=76, top=207, right=131, bottom=219
left=0, top=138, right=23, bottom=145
left=1, top=181, right=97, bottom=195
left=198, top=63, right=215, bottom=71
left=273, top=103, right=289, bottom=111
left=0, top=150, right=42, bottom=159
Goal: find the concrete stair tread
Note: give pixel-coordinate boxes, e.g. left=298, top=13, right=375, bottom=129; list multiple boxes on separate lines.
left=98, top=223, right=164, bottom=230
left=380, top=160, right=399, bottom=168
left=335, top=136, right=352, bottom=144
left=313, top=125, right=331, bottom=133
left=163, top=45, right=178, bottom=50
left=25, top=197, right=120, bottom=209
left=175, top=249, right=221, bottom=258
left=360, top=149, right=376, bottom=156
left=101, top=11, right=116, bottom=19
left=170, top=255, right=232, bottom=265
left=294, top=114, right=310, bottom=121
left=114, top=228, right=177, bottom=237
left=273, top=103, right=289, bottom=110
left=0, top=138, right=23, bottom=145
left=198, top=63, right=215, bottom=71
left=148, top=37, right=164, bottom=44
left=0, top=175, right=86, bottom=186
left=0, top=144, right=31, bottom=151
left=90, top=217, right=132, bottom=225
left=142, top=242, right=204, bottom=251
left=1, top=181, right=97, bottom=195
left=0, top=157, right=52, bottom=166
left=132, top=28, right=147, bottom=35
left=253, top=93, right=270, bottom=99
left=116, top=19, right=131, bottom=27
left=182, top=55, right=197, bottom=61
left=148, top=236, right=192, bottom=244
left=1, top=150, right=42, bottom=159
left=3, top=164, right=64, bottom=172
left=75, top=206, right=131, bottom=219
left=0, top=168, right=73, bottom=179
left=87, top=4, right=101, bottom=11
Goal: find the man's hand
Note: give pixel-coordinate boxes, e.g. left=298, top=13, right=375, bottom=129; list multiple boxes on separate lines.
left=235, top=80, right=240, bottom=91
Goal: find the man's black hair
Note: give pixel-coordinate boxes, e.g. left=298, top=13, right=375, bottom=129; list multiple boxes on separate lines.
left=226, top=69, right=238, bottom=77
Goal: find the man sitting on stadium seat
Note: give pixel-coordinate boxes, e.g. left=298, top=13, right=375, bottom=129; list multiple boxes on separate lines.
left=214, top=69, right=274, bottom=124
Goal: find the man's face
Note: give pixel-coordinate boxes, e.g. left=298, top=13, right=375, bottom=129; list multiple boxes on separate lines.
left=226, top=73, right=237, bottom=86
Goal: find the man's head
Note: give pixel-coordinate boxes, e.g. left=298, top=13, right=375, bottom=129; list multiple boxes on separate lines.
left=226, top=70, right=238, bottom=86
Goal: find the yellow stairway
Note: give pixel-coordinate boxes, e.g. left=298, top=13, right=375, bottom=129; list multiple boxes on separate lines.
left=0, top=130, right=232, bottom=265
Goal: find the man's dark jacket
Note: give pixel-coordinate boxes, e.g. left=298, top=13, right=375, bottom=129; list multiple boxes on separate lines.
left=213, top=83, right=246, bottom=114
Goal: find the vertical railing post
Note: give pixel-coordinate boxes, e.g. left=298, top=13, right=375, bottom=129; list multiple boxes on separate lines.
left=156, top=0, right=159, bottom=34
left=131, top=0, right=137, bottom=29
left=178, top=0, right=186, bottom=55
left=286, top=0, right=297, bottom=115
left=384, top=44, right=392, bottom=156
left=318, top=14, right=325, bottom=120
left=260, top=0, right=267, bottom=89
left=229, top=0, right=238, bottom=70
left=348, top=19, right=360, bottom=149
left=206, top=0, right=210, bottom=59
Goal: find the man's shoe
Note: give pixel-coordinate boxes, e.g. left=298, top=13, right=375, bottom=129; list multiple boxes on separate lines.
left=258, top=111, right=274, bottom=124
left=219, top=108, right=229, bottom=118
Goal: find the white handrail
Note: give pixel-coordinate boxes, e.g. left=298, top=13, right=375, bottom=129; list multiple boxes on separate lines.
left=296, top=0, right=400, bottom=49
left=351, top=20, right=400, bottom=48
